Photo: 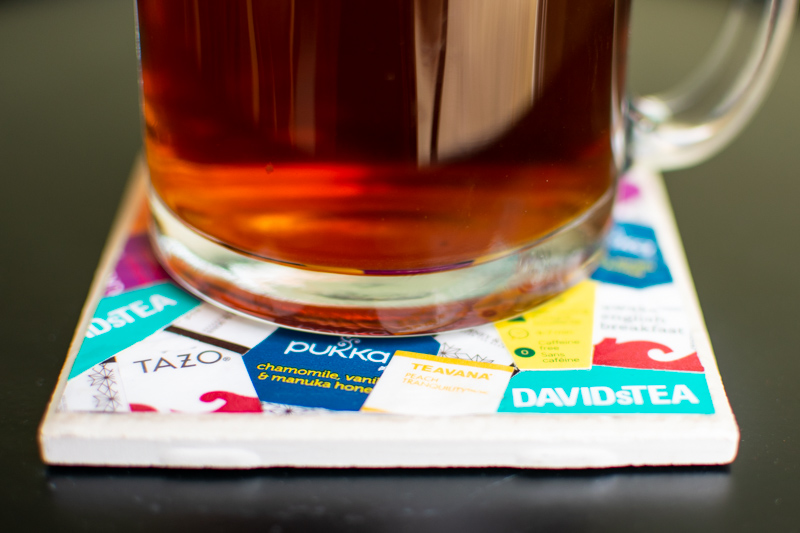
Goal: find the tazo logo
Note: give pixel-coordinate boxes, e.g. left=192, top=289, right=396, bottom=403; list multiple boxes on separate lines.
left=133, top=350, right=225, bottom=373
left=284, top=337, right=391, bottom=364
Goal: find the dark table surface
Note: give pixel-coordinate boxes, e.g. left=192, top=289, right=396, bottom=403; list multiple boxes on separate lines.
left=2, top=0, right=799, bottom=530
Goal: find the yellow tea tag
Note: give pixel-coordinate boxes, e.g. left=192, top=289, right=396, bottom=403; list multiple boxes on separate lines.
left=495, top=281, right=596, bottom=370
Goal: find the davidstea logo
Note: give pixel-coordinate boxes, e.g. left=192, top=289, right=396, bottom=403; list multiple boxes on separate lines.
left=511, top=384, right=699, bottom=408
left=498, top=366, right=714, bottom=414
left=85, top=293, right=180, bottom=338
left=242, top=329, right=439, bottom=411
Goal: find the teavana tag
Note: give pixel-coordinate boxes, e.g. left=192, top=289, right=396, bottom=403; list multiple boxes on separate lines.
left=361, top=351, right=513, bottom=415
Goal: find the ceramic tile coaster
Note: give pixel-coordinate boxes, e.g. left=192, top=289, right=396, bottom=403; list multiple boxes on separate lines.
left=38, top=160, right=739, bottom=469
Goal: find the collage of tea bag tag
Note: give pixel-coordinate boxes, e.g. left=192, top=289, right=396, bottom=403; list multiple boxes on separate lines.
left=41, top=165, right=738, bottom=468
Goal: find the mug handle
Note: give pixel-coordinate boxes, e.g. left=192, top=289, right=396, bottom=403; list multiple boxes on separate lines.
left=632, top=0, right=798, bottom=170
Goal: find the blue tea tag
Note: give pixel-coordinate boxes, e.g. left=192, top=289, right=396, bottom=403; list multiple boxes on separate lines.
left=591, top=222, right=672, bottom=288
left=498, top=366, right=714, bottom=414
left=243, top=329, right=440, bottom=411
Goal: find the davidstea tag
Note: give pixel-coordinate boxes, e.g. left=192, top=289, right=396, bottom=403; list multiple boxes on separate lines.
left=498, top=366, right=714, bottom=414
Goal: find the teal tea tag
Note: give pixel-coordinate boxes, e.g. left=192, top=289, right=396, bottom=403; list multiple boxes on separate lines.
left=498, top=366, right=714, bottom=414
left=68, top=282, right=200, bottom=379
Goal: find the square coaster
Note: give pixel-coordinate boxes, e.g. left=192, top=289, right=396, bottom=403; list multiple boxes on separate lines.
left=38, top=162, right=739, bottom=469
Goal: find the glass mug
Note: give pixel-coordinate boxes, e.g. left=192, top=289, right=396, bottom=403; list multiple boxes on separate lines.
left=136, top=0, right=796, bottom=336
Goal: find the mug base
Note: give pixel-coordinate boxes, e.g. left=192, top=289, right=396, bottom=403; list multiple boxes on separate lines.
left=148, top=188, right=614, bottom=336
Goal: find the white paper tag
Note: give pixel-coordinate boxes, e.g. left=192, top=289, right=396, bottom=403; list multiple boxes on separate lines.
left=361, top=351, right=514, bottom=416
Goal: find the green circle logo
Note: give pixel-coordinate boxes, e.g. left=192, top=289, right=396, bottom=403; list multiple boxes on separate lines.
left=514, top=347, right=535, bottom=358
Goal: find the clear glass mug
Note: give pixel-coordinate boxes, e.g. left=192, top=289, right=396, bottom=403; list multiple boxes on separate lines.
left=137, top=0, right=796, bottom=336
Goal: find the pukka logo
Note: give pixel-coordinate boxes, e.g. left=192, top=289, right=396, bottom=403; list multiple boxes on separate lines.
left=283, top=337, right=392, bottom=365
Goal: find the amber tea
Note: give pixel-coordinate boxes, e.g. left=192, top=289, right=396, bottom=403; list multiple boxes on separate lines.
left=138, top=0, right=631, bottom=334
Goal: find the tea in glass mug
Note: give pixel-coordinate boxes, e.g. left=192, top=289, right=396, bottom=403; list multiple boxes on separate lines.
left=136, top=0, right=796, bottom=335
